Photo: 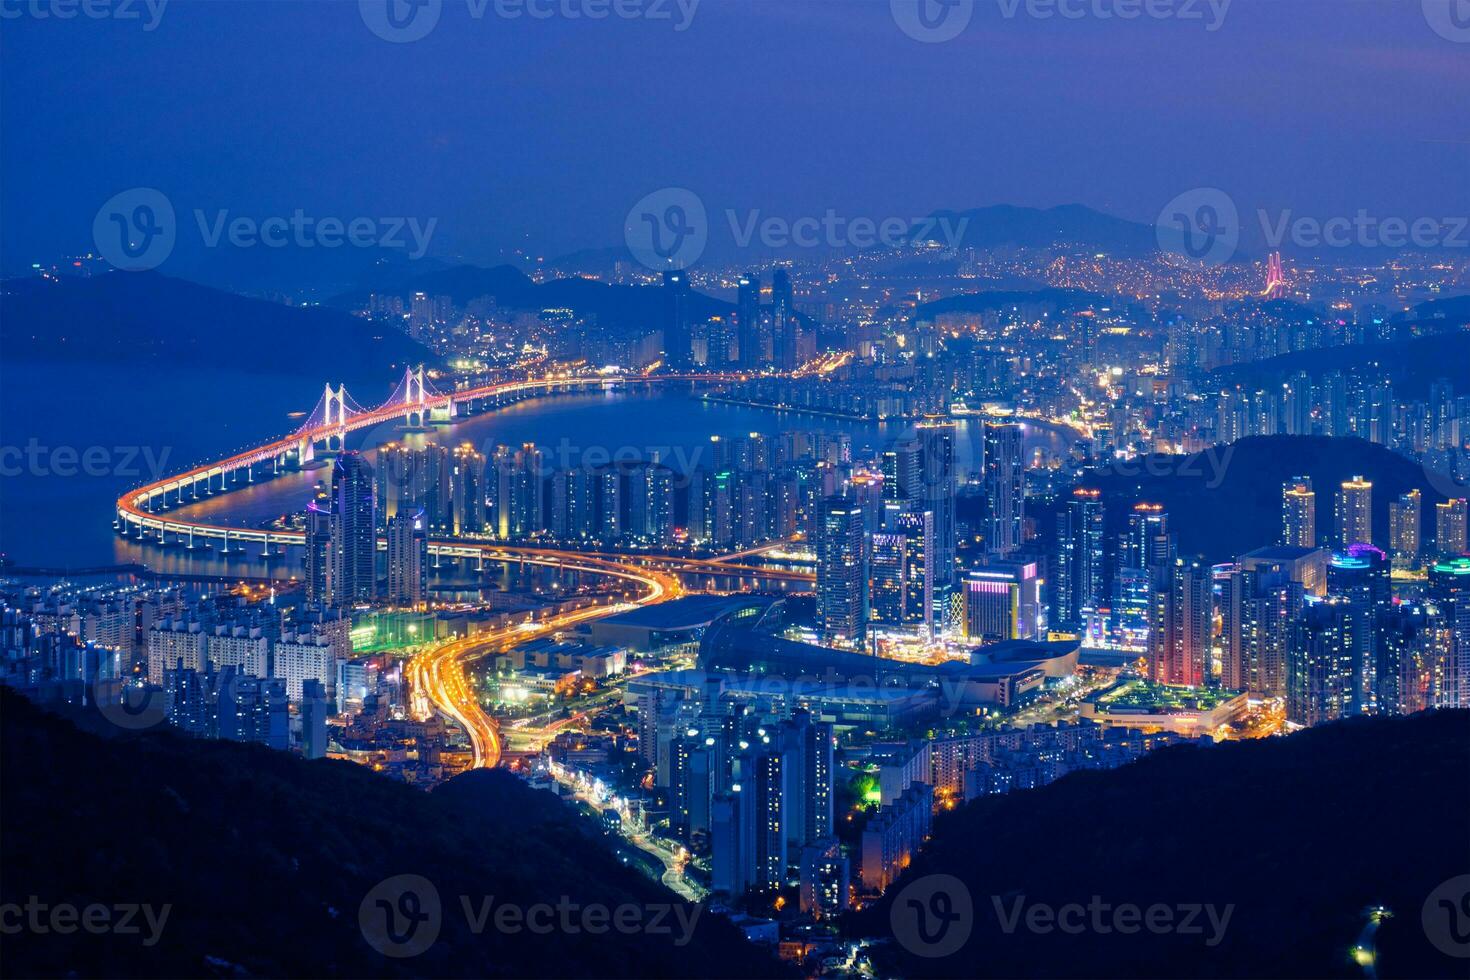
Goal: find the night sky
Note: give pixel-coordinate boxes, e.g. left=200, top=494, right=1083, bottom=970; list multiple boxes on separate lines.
left=2, top=0, right=1467, bottom=276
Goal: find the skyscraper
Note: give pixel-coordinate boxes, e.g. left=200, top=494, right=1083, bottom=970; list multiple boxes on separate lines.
left=1437, top=498, right=1468, bottom=556
left=983, top=422, right=1025, bottom=557
left=881, top=439, right=921, bottom=503
left=1329, top=546, right=1392, bottom=714
left=961, top=559, right=1042, bottom=643
left=1287, top=597, right=1364, bottom=726
left=304, top=500, right=332, bottom=606
left=329, top=452, right=376, bottom=605
left=662, top=269, right=692, bottom=369
left=450, top=443, right=486, bottom=536
left=916, top=423, right=957, bottom=592
left=1388, top=489, right=1421, bottom=571
left=869, top=505, right=934, bottom=633
left=1115, top=503, right=1169, bottom=643
left=1282, top=476, right=1316, bottom=548
left=1336, top=476, right=1372, bottom=548
left=597, top=468, right=622, bottom=542
left=1053, top=487, right=1106, bottom=638
left=301, top=678, right=329, bottom=760
left=385, top=511, right=427, bottom=607
left=771, top=268, right=797, bottom=371
left=1147, top=558, right=1212, bottom=688
left=817, top=497, right=867, bottom=646
left=493, top=443, right=544, bottom=539
left=736, top=271, right=761, bottom=369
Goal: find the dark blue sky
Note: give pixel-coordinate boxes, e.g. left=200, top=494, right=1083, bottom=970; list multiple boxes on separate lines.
left=3, top=0, right=1466, bottom=278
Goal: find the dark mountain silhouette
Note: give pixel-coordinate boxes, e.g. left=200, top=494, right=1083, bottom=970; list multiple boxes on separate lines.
left=0, top=272, right=432, bottom=389
left=1209, top=329, right=1470, bottom=401
left=1066, top=435, right=1451, bottom=563
left=913, top=287, right=1114, bottom=320
left=327, top=263, right=735, bottom=332
left=0, top=689, right=789, bottom=978
left=913, top=204, right=1160, bottom=256
left=859, top=709, right=1470, bottom=979
left=1408, top=294, right=1470, bottom=327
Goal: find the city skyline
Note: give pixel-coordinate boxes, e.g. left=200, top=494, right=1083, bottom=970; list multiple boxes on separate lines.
left=2, top=2, right=1469, bottom=978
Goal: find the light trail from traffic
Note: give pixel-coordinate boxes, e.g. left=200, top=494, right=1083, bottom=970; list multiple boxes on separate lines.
left=406, top=550, right=680, bottom=769
left=106, top=369, right=785, bottom=768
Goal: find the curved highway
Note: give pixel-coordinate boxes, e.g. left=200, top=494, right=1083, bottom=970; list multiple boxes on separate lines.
left=110, top=370, right=746, bottom=768
left=405, top=553, right=680, bottom=769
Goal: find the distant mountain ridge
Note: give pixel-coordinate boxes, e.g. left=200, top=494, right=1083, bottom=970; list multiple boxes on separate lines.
left=1054, top=435, right=1452, bottom=562
left=1, top=272, right=433, bottom=388
left=912, top=286, right=1115, bottom=320
left=1209, top=329, right=1470, bottom=401
left=912, top=203, right=1161, bottom=256
left=327, top=263, right=738, bottom=333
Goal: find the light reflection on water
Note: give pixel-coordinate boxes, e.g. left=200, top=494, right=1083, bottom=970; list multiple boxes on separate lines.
left=58, top=386, right=1071, bottom=579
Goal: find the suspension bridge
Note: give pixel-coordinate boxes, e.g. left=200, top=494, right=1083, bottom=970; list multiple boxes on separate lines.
left=112, top=367, right=812, bottom=584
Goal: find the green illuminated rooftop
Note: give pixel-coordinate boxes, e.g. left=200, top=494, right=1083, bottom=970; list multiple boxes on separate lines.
left=1088, top=679, right=1243, bottom=715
